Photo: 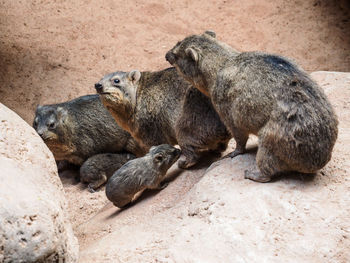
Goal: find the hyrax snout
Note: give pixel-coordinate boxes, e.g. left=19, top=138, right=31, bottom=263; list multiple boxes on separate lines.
left=105, top=144, right=181, bottom=208
left=166, top=31, right=338, bottom=182
left=96, top=67, right=230, bottom=169
left=33, top=95, right=144, bottom=167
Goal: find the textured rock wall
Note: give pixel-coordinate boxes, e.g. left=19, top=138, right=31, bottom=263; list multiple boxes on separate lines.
left=0, top=104, right=78, bottom=262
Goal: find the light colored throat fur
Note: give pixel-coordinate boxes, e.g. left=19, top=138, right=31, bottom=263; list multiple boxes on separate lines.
left=107, top=107, right=148, bottom=151
left=106, top=105, right=134, bottom=134
left=189, top=75, right=213, bottom=97
left=195, top=82, right=211, bottom=97
left=46, top=142, right=75, bottom=157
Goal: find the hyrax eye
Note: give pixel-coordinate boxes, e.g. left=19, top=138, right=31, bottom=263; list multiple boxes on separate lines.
left=113, top=79, right=120, bottom=84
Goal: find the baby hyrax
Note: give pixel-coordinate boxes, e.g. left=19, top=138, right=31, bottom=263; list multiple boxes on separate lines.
left=105, top=144, right=181, bottom=208
left=166, top=31, right=338, bottom=182
left=33, top=94, right=144, bottom=166
left=95, top=67, right=230, bottom=169
left=80, top=152, right=136, bottom=192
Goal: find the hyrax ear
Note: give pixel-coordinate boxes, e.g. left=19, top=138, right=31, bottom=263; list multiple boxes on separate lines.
left=153, top=153, right=164, bottom=164
left=127, top=70, right=141, bottom=83
left=35, top=104, right=42, bottom=113
left=150, top=146, right=157, bottom=152
left=185, top=47, right=199, bottom=63
left=56, top=107, right=68, bottom=122
left=203, top=30, right=216, bottom=38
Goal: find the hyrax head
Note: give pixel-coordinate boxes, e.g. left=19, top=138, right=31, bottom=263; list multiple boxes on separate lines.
left=33, top=105, right=68, bottom=143
left=165, top=30, right=217, bottom=96
left=95, top=70, right=141, bottom=111
left=148, top=144, right=181, bottom=173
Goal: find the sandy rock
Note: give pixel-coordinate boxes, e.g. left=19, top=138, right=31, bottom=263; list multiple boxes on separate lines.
left=78, top=71, right=350, bottom=262
left=0, top=104, right=78, bottom=262
left=1, top=0, right=349, bottom=124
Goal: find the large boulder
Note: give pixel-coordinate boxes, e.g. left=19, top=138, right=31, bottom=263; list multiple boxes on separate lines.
left=0, top=104, right=78, bottom=262
left=78, top=71, right=350, bottom=262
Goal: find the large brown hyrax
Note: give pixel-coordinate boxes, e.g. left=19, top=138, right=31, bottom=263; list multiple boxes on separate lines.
left=105, top=144, right=181, bottom=208
left=166, top=31, right=338, bottom=182
left=95, top=67, right=230, bottom=169
left=33, top=95, right=145, bottom=167
left=80, top=152, right=136, bottom=192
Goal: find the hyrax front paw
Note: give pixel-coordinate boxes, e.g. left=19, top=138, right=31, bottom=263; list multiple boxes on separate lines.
left=229, top=148, right=245, bottom=158
left=178, top=159, right=197, bottom=169
left=158, top=182, right=169, bottom=190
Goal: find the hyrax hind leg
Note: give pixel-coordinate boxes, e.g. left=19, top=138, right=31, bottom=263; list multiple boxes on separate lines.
left=210, top=140, right=229, bottom=154
left=244, top=142, right=290, bottom=183
left=87, top=172, right=108, bottom=193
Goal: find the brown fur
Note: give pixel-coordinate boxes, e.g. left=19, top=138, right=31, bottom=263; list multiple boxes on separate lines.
left=105, top=144, right=181, bottom=208
left=166, top=31, right=338, bottom=182
left=33, top=95, right=144, bottom=167
left=80, top=152, right=136, bottom=192
left=95, top=67, right=230, bottom=168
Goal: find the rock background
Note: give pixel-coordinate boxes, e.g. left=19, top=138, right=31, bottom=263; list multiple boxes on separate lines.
left=0, top=104, right=78, bottom=262
left=0, top=0, right=349, bottom=124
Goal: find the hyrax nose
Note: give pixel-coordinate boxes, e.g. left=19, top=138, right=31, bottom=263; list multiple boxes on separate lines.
left=173, top=148, right=181, bottom=155
left=165, top=51, right=175, bottom=64
left=37, top=130, right=44, bottom=137
left=95, top=83, right=103, bottom=92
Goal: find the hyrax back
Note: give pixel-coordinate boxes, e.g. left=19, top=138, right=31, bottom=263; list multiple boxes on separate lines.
left=105, top=144, right=181, bottom=208
left=95, top=67, right=230, bottom=168
left=33, top=94, right=144, bottom=166
left=166, top=31, right=338, bottom=182
left=80, top=152, right=136, bottom=192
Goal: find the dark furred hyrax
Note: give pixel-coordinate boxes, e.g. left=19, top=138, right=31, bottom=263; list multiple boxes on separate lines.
left=95, top=67, right=230, bottom=169
left=105, top=144, right=181, bottom=208
left=33, top=95, right=144, bottom=167
left=80, top=152, right=136, bottom=192
left=166, top=31, right=338, bottom=182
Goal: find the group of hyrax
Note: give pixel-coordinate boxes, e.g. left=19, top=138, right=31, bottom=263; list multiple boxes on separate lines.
left=33, top=31, right=338, bottom=208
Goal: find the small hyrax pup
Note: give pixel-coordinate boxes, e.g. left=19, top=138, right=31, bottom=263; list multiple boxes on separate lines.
left=105, top=144, right=181, bottom=208
left=166, top=31, right=338, bottom=182
left=95, top=67, right=230, bottom=169
left=33, top=95, right=144, bottom=167
left=80, top=152, right=136, bottom=192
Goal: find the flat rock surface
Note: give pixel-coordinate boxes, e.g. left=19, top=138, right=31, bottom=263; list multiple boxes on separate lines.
left=74, top=71, right=350, bottom=262
left=0, top=104, right=78, bottom=262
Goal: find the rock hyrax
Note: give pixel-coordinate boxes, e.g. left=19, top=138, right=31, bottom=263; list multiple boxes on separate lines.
left=166, top=31, right=338, bottom=182
left=95, top=67, right=230, bottom=168
left=33, top=94, right=144, bottom=167
left=105, top=144, right=181, bottom=208
left=80, top=152, right=136, bottom=192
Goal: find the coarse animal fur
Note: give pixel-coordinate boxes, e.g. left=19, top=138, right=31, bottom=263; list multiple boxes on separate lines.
left=33, top=95, right=144, bottom=166
left=166, top=31, right=338, bottom=182
left=105, top=144, right=181, bottom=208
left=80, top=152, right=136, bottom=192
left=95, top=67, right=230, bottom=168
